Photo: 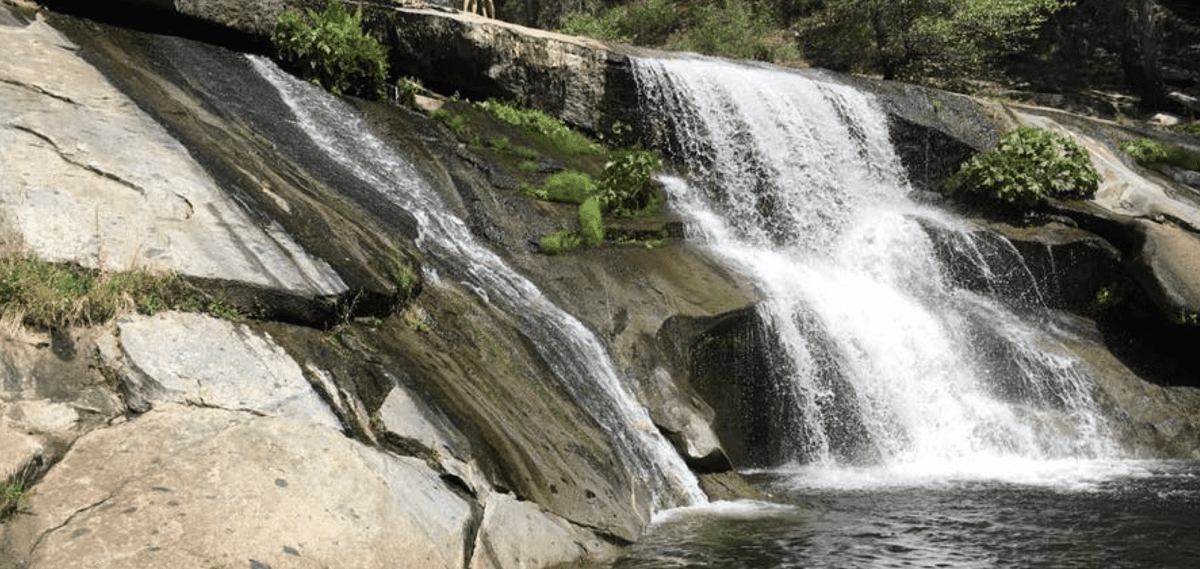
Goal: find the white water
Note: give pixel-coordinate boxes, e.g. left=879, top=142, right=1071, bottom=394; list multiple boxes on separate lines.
left=634, top=56, right=1119, bottom=484
left=248, top=55, right=705, bottom=509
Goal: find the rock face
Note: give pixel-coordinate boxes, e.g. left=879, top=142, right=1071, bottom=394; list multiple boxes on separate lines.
left=5, top=1, right=1200, bottom=568
left=0, top=5, right=758, bottom=568
left=3, top=405, right=476, bottom=569
left=99, top=311, right=342, bottom=429
left=0, top=13, right=346, bottom=300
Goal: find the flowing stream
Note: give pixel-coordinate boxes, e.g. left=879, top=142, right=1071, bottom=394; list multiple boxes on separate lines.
left=247, top=55, right=705, bottom=511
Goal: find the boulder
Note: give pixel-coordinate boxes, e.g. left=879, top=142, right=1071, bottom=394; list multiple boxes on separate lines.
left=383, top=4, right=623, bottom=133
left=0, top=13, right=347, bottom=299
left=97, top=311, right=342, bottom=431
left=468, top=493, right=614, bottom=569
left=378, top=385, right=492, bottom=497
left=0, top=428, right=42, bottom=483
left=3, top=405, right=476, bottom=569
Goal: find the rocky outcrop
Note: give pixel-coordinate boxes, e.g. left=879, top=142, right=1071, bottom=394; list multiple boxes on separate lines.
left=0, top=14, right=347, bottom=303
left=3, top=405, right=477, bottom=569
left=98, top=312, right=343, bottom=429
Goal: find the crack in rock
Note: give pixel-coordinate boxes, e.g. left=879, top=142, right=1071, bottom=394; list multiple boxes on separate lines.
left=0, top=77, right=80, bottom=106
left=8, top=123, right=147, bottom=196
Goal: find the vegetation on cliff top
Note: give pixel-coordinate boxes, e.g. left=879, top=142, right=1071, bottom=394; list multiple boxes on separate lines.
left=273, top=0, right=389, bottom=99
left=561, top=0, right=799, bottom=63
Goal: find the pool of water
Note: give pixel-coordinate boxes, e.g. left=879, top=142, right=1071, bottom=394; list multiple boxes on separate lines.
left=583, top=460, right=1200, bottom=569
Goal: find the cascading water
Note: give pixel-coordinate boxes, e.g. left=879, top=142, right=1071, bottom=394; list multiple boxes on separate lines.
left=247, top=55, right=705, bottom=509
left=633, top=56, right=1118, bottom=478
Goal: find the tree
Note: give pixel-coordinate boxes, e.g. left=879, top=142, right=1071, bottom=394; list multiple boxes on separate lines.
left=1121, top=0, right=1170, bottom=110
left=803, top=0, right=1070, bottom=82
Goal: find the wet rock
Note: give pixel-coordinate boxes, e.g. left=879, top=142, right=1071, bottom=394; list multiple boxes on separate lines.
left=468, top=492, right=614, bottom=569
left=3, top=405, right=475, bottom=569
left=642, top=368, right=729, bottom=473
left=98, top=311, right=341, bottom=430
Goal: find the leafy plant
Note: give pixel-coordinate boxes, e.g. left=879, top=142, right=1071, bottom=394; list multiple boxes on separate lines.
left=429, top=108, right=470, bottom=137
left=539, top=170, right=597, bottom=204
left=479, top=100, right=604, bottom=156
left=597, top=150, right=663, bottom=216
left=1120, top=138, right=1200, bottom=171
left=579, top=197, right=605, bottom=246
left=1174, top=122, right=1200, bottom=138
left=538, top=230, right=584, bottom=255
left=954, top=126, right=1099, bottom=205
left=273, top=0, right=389, bottom=99
left=1, top=482, right=35, bottom=520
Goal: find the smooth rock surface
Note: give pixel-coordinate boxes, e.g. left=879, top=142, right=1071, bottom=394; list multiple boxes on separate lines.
left=3, top=399, right=78, bottom=433
left=0, top=14, right=346, bottom=297
left=4, top=405, right=474, bottom=569
left=378, top=384, right=491, bottom=497
left=469, top=493, right=614, bottom=569
left=99, top=311, right=342, bottom=430
left=0, top=428, right=41, bottom=482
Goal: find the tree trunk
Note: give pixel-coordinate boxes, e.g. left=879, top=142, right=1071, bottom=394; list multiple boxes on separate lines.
left=1122, top=0, right=1170, bottom=111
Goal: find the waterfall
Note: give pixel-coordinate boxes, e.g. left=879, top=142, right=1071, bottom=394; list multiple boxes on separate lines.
left=634, top=56, right=1117, bottom=474
left=247, top=56, right=706, bottom=509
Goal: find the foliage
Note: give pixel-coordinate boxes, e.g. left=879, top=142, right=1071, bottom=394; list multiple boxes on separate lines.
left=1175, top=122, right=1200, bottom=138
left=0, top=255, right=182, bottom=329
left=429, top=108, right=469, bottom=137
left=801, top=0, right=1068, bottom=82
left=1, top=482, right=34, bottom=521
left=1121, top=138, right=1200, bottom=171
left=597, top=150, right=663, bottom=216
left=538, top=230, right=584, bottom=255
left=396, top=78, right=422, bottom=107
left=273, top=0, right=389, bottom=99
left=479, top=100, right=604, bottom=156
left=562, top=0, right=798, bottom=63
left=578, top=197, right=605, bottom=246
left=538, top=170, right=597, bottom=204
left=669, top=0, right=800, bottom=63
left=954, top=126, right=1099, bottom=205
left=0, top=254, right=253, bottom=330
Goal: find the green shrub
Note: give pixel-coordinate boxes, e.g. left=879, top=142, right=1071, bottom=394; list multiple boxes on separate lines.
left=954, top=126, right=1099, bottom=205
left=479, top=100, right=603, bottom=156
left=273, top=0, right=389, bottom=99
left=561, top=10, right=630, bottom=43
left=1173, top=122, right=1200, bottom=138
left=540, top=170, right=597, bottom=204
left=539, top=230, right=584, bottom=255
left=579, top=197, right=605, bottom=246
left=562, top=0, right=797, bottom=64
left=669, top=0, right=799, bottom=63
left=429, top=108, right=469, bottom=137
left=597, top=150, right=663, bottom=216
left=1120, top=138, right=1200, bottom=171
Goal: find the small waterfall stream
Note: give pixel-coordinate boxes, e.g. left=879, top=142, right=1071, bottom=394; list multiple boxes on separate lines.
left=634, top=56, right=1117, bottom=476
left=247, top=56, right=706, bottom=510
